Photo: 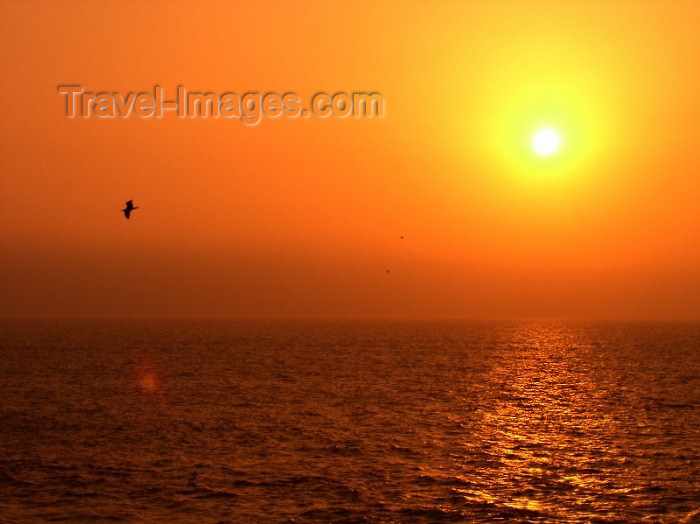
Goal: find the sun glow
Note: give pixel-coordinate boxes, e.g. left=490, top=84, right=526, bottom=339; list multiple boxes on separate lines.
left=532, top=128, right=561, bottom=156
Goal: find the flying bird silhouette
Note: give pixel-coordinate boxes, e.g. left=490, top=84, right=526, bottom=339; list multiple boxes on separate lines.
left=122, top=200, right=139, bottom=219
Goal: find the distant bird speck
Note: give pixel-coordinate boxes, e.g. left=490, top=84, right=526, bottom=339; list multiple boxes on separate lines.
left=122, top=200, right=139, bottom=219
left=385, top=269, right=391, bottom=275
left=399, top=235, right=405, bottom=239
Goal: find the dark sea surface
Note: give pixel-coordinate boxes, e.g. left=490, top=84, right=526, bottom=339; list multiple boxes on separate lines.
left=0, top=320, right=699, bottom=523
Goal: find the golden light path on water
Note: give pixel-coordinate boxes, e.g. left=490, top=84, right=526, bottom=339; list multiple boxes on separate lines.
left=469, top=324, right=621, bottom=517
left=416, top=322, right=696, bottom=521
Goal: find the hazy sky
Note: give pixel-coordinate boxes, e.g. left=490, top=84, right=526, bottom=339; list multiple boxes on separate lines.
left=1, top=1, right=699, bottom=319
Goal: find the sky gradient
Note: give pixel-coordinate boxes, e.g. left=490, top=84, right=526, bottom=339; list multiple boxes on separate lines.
left=1, top=1, right=699, bottom=319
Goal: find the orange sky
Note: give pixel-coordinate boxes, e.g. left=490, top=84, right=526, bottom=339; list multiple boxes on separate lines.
left=1, top=0, right=699, bottom=319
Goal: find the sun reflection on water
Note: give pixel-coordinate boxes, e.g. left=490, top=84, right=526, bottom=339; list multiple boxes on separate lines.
left=461, top=323, right=632, bottom=519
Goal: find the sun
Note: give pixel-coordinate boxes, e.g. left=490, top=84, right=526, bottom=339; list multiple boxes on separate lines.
left=532, top=128, right=561, bottom=156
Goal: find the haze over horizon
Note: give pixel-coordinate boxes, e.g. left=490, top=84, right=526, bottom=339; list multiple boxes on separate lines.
left=1, top=1, right=699, bottom=321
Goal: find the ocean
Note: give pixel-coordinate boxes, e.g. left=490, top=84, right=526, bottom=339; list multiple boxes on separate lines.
left=1, top=320, right=698, bottom=522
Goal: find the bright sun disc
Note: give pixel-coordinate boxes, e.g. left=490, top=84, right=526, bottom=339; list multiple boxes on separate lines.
left=532, top=128, right=561, bottom=156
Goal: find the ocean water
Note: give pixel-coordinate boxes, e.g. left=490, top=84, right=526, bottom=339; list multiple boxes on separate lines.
left=0, top=320, right=698, bottom=523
